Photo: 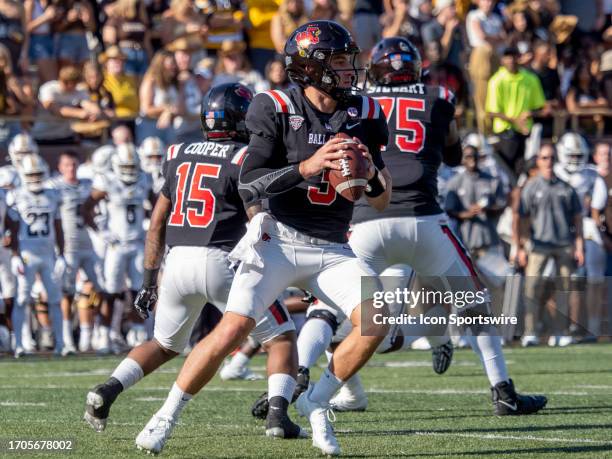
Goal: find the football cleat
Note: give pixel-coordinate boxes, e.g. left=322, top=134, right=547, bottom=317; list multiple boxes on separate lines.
left=265, top=395, right=308, bottom=439
left=410, top=336, right=432, bottom=350
left=135, top=414, right=176, bottom=454
left=432, top=340, right=454, bottom=374
left=521, top=335, right=540, bottom=347
left=296, top=385, right=340, bottom=456
left=330, top=385, right=368, bottom=412
left=251, top=392, right=269, bottom=420
left=61, top=345, right=77, bottom=357
left=219, top=361, right=264, bottom=381
left=250, top=366, right=310, bottom=419
left=491, top=379, right=547, bottom=416
left=83, top=383, right=121, bottom=432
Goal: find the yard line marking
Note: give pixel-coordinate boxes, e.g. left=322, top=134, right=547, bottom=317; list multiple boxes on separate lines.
left=0, top=401, right=47, bottom=406
left=576, top=385, right=612, bottom=389
left=412, top=431, right=612, bottom=445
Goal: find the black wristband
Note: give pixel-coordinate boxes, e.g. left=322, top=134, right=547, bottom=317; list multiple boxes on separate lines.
left=365, top=168, right=386, bottom=198
left=143, top=268, right=159, bottom=288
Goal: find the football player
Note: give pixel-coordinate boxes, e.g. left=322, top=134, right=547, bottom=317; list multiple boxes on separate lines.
left=553, top=133, right=606, bottom=343
left=49, top=151, right=103, bottom=353
left=85, top=84, right=303, bottom=448
left=0, top=186, right=14, bottom=353
left=7, top=155, right=64, bottom=357
left=322, top=37, right=547, bottom=416
left=0, top=133, right=39, bottom=190
left=135, top=21, right=392, bottom=456
left=138, top=137, right=166, bottom=195
left=83, top=144, right=154, bottom=353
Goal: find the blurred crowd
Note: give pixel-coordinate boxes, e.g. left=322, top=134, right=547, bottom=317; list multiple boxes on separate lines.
left=0, top=0, right=611, bottom=357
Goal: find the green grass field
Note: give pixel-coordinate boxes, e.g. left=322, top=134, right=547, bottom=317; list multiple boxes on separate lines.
left=1, top=344, right=612, bottom=458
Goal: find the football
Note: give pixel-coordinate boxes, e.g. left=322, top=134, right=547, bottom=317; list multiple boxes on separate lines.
left=328, top=133, right=369, bottom=201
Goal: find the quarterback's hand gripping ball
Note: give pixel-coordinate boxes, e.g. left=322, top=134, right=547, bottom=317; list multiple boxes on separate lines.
left=328, top=132, right=369, bottom=201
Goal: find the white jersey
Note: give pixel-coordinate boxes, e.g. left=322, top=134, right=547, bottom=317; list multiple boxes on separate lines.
left=0, top=189, right=7, bottom=235
left=554, top=164, right=607, bottom=214
left=93, top=172, right=151, bottom=242
left=0, top=165, right=21, bottom=189
left=49, top=176, right=93, bottom=251
left=7, top=187, right=60, bottom=254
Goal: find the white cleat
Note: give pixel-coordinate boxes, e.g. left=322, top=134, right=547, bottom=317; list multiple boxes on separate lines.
left=135, top=414, right=176, bottom=454
left=410, top=336, right=432, bottom=350
left=557, top=335, right=576, bottom=347
left=330, top=386, right=368, bottom=412
left=521, top=335, right=540, bottom=347
left=296, top=385, right=341, bottom=456
left=61, top=344, right=77, bottom=356
left=219, top=361, right=264, bottom=381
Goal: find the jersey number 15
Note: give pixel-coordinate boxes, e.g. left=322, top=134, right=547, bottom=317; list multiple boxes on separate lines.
left=376, top=97, right=426, bottom=154
left=169, top=162, right=221, bottom=228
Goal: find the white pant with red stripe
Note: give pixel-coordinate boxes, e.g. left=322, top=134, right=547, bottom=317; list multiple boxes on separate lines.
left=154, top=245, right=294, bottom=353
left=349, top=213, right=490, bottom=313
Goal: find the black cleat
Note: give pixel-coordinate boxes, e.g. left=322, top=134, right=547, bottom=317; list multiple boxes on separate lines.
left=251, top=367, right=311, bottom=420
left=492, top=379, right=547, bottom=416
left=251, top=392, right=269, bottom=420
left=83, top=379, right=122, bottom=432
left=432, top=340, right=454, bottom=375
left=265, top=396, right=309, bottom=439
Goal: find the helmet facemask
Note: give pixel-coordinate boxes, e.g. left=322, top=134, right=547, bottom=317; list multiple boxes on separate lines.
left=24, top=172, right=45, bottom=193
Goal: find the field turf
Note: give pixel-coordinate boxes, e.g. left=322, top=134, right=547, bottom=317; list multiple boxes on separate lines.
left=0, top=344, right=611, bottom=458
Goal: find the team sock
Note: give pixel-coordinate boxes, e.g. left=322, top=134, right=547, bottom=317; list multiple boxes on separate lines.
left=468, top=328, right=509, bottom=387
left=297, top=318, right=333, bottom=368
left=156, top=383, right=193, bottom=420
left=310, top=367, right=343, bottom=404
left=267, top=373, right=297, bottom=403
left=111, top=357, right=144, bottom=391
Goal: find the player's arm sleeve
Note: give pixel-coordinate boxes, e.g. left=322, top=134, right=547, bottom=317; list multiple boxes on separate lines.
left=238, top=94, right=303, bottom=204
left=367, top=106, right=388, bottom=171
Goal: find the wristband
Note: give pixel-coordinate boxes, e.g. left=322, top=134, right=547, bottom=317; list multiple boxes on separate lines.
left=143, top=268, right=159, bottom=287
left=365, top=168, right=386, bottom=198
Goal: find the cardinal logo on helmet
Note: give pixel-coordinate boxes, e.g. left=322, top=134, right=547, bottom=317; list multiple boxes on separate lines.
left=296, top=26, right=321, bottom=56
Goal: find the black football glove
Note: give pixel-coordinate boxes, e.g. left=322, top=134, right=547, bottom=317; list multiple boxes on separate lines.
left=134, top=286, right=158, bottom=319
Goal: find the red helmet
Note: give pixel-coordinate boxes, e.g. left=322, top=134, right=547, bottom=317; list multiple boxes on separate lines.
left=369, top=37, right=422, bottom=86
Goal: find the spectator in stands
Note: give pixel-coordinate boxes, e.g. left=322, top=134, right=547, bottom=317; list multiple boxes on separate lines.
left=203, top=0, right=246, bottom=56
left=82, top=61, right=115, bottom=120
left=101, top=45, right=139, bottom=127
left=382, top=0, right=429, bottom=47
left=212, top=40, right=267, bottom=93
left=423, top=39, right=467, bottom=116
left=529, top=40, right=560, bottom=136
left=32, top=64, right=92, bottom=142
left=466, top=0, right=505, bottom=133
left=144, top=0, right=170, bottom=50
left=193, top=57, right=214, bottom=96
left=245, top=0, right=279, bottom=75
left=445, top=143, right=508, bottom=312
left=0, top=0, right=25, bottom=72
left=566, top=61, right=609, bottom=133
left=421, top=0, right=464, bottom=69
left=270, top=0, right=308, bottom=54
left=24, top=0, right=60, bottom=83
left=137, top=49, right=179, bottom=144
left=265, top=56, right=292, bottom=90
left=515, top=143, right=584, bottom=346
left=351, top=0, right=383, bottom=58
left=53, top=0, right=95, bottom=68
left=170, top=38, right=202, bottom=142
left=0, top=43, right=35, bottom=117
left=103, top=0, right=153, bottom=79
left=507, top=10, right=536, bottom=61
left=160, top=0, right=208, bottom=49
left=310, top=0, right=344, bottom=24
left=486, top=46, right=546, bottom=178
left=601, top=50, right=612, bottom=107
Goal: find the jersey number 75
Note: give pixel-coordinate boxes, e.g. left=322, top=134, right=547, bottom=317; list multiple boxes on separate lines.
left=168, top=162, right=221, bottom=228
left=376, top=97, right=426, bottom=154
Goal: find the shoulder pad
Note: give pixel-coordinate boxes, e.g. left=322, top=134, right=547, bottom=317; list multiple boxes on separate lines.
left=165, top=143, right=184, bottom=161
left=260, top=90, right=296, bottom=114
left=355, top=96, right=381, bottom=119
left=437, top=86, right=456, bottom=105
left=231, top=146, right=248, bottom=166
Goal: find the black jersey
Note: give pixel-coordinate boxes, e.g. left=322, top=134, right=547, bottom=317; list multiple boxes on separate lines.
left=352, top=83, right=456, bottom=223
left=242, top=88, right=388, bottom=243
left=161, top=140, right=249, bottom=250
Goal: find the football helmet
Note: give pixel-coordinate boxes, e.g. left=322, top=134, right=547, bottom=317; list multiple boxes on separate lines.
left=8, top=133, right=39, bottom=169
left=91, top=145, right=115, bottom=175
left=557, top=132, right=589, bottom=173
left=20, top=154, right=48, bottom=193
left=138, top=137, right=165, bottom=174
left=111, top=143, right=140, bottom=184
left=369, top=37, right=422, bottom=86
left=284, top=20, right=364, bottom=102
left=201, top=83, right=253, bottom=142
left=463, top=132, right=493, bottom=157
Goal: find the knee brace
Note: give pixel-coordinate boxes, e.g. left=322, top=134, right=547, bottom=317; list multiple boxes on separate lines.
left=306, top=309, right=340, bottom=335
